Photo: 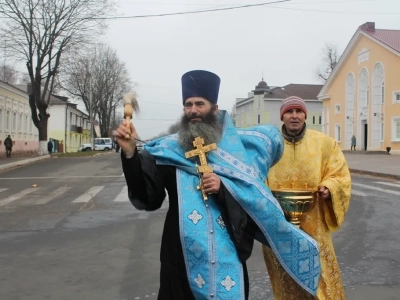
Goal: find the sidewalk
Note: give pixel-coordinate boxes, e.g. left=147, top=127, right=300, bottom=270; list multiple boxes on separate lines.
left=344, top=151, right=400, bottom=180
left=0, top=150, right=399, bottom=179
left=0, top=154, right=51, bottom=172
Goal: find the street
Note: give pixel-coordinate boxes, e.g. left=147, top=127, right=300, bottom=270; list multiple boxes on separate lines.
left=0, top=154, right=399, bottom=300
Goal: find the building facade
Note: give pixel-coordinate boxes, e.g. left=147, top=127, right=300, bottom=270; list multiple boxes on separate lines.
left=0, top=81, right=39, bottom=156
left=234, top=80, right=323, bottom=131
left=48, top=95, right=91, bottom=153
left=318, top=22, right=400, bottom=154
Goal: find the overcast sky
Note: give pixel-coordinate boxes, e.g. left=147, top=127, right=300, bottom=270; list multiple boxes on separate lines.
left=100, top=0, right=399, bottom=140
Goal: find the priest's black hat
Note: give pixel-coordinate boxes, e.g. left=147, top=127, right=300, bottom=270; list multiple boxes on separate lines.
left=181, top=70, right=221, bottom=104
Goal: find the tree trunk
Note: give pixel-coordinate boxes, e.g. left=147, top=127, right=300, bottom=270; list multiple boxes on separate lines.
left=29, top=93, right=50, bottom=155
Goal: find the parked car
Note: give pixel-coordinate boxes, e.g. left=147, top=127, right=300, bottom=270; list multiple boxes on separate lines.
left=78, top=143, right=92, bottom=152
left=78, top=138, right=113, bottom=152
left=94, top=138, right=113, bottom=151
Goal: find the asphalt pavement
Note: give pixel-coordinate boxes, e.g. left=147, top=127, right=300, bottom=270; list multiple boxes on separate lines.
left=1, top=150, right=399, bottom=179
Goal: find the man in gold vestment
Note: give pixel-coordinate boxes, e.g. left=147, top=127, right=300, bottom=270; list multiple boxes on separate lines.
left=263, top=96, right=351, bottom=300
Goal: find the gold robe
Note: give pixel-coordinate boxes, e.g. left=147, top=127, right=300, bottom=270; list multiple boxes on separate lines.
left=262, top=129, right=351, bottom=300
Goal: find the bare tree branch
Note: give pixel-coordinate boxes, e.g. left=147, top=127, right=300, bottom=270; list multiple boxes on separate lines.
left=315, top=43, right=340, bottom=83
left=61, top=43, right=134, bottom=137
left=0, top=0, right=116, bottom=153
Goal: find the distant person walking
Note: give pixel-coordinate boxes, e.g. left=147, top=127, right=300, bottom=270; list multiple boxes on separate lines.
left=47, top=139, right=53, bottom=154
left=4, top=135, right=13, bottom=158
left=114, top=140, right=120, bottom=153
left=351, top=135, right=356, bottom=150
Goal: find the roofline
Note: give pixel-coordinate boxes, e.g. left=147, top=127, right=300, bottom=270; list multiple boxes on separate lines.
left=318, top=94, right=331, bottom=100
left=318, top=28, right=400, bottom=97
left=0, top=81, right=29, bottom=98
left=263, top=97, right=321, bottom=101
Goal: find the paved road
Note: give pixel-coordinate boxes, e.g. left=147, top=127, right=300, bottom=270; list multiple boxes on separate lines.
left=0, top=154, right=399, bottom=299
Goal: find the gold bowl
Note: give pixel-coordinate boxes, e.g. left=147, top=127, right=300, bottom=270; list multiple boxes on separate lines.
left=271, top=188, right=317, bottom=227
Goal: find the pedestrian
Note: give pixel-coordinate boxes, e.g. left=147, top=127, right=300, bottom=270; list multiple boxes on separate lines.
left=262, top=96, right=351, bottom=300
left=4, top=135, right=13, bottom=158
left=47, top=139, right=53, bottom=154
left=351, top=134, right=356, bottom=150
left=114, top=140, right=120, bottom=153
left=114, top=71, right=321, bottom=300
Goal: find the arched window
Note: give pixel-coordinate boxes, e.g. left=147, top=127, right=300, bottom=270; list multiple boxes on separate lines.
left=6, top=110, right=10, bottom=131
left=19, top=112, right=23, bottom=133
left=12, top=111, right=17, bottom=132
left=372, top=63, right=385, bottom=147
left=25, top=115, right=28, bottom=134
left=358, top=68, right=369, bottom=110
left=373, top=63, right=384, bottom=105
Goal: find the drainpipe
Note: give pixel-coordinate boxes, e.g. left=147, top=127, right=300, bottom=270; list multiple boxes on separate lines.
left=65, top=102, right=68, bottom=153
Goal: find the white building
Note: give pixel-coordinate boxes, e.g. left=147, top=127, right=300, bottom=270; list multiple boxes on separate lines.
left=0, top=81, right=39, bottom=156
left=234, top=79, right=323, bottom=131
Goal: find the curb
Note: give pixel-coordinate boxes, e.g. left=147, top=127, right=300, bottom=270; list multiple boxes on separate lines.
left=0, top=155, right=51, bottom=172
left=349, top=168, right=400, bottom=180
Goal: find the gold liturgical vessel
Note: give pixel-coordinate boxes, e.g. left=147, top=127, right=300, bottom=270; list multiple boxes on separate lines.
left=271, top=183, right=317, bottom=227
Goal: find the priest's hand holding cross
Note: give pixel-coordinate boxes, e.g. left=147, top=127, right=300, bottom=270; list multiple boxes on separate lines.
left=185, top=136, right=220, bottom=200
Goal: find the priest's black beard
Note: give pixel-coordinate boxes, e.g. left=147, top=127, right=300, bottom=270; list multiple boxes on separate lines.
left=178, top=110, right=222, bottom=151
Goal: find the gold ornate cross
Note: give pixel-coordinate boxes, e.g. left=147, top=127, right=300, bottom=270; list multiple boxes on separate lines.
left=185, top=137, right=217, bottom=200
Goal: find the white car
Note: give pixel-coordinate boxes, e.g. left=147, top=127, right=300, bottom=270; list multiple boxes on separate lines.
left=78, top=138, right=113, bottom=151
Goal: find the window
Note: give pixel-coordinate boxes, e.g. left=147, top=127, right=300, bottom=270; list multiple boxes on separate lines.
left=381, top=82, right=385, bottom=104
left=12, top=112, right=17, bottom=132
left=335, top=124, right=341, bottom=142
left=257, top=114, right=260, bottom=124
left=319, top=116, right=322, bottom=125
left=393, top=91, right=400, bottom=104
left=335, top=104, right=341, bottom=114
left=312, top=116, right=316, bottom=125
left=257, top=98, right=260, bottom=108
left=381, top=123, right=384, bottom=141
left=19, top=112, right=23, bottom=133
left=392, top=117, right=400, bottom=141
left=25, top=115, right=28, bottom=134
left=6, top=110, right=10, bottom=131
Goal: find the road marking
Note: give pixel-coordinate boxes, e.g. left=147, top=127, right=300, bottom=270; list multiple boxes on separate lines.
left=114, top=186, right=129, bottom=202
left=0, top=188, right=39, bottom=207
left=72, top=186, right=105, bottom=203
left=352, top=182, right=400, bottom=196
left=375, top=181, right=400, bottom=188
left=351, top=189, right=367, bottom=197
left=0, top=188, right=8, bottom=193
left=34, top=187, right=71, bottom=205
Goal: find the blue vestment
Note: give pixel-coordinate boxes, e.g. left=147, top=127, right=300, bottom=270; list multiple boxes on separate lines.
left=144, top=110, right=320, bottom=299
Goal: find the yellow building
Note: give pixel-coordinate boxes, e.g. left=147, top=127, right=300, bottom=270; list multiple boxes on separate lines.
left=319, top=22, right=400, bottom=154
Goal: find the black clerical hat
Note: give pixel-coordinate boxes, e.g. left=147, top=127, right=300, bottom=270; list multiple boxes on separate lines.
left=181, top=70, right=220, bottom=104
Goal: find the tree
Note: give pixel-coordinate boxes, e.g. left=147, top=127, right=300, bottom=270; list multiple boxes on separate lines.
left=61, top=44, right=133, bottom=138
left=0, top=0, right=115, bottom=154
left=315, top=43, right=340, bottom=83
left=0, top=63, right=19, bottom=84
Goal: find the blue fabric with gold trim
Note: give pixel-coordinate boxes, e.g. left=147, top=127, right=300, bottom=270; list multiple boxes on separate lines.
left=144, top=110, right=321, bottom=299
